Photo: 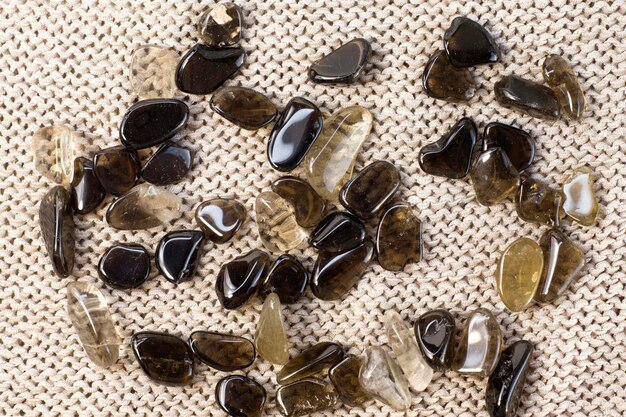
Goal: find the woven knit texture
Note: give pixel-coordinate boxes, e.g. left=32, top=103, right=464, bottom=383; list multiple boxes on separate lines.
left=1, top=0, right=625, bottom=416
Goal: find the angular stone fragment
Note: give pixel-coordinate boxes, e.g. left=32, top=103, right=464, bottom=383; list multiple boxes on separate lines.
left=211, top=86, right=277, bottom=130
left=443, top=16, right=500, bottom=67
left=141, top=142, right=193, bottom=185
left=98, top=244, right=151, bottom=289
left=359, top=346, right=411, bottom=410
left=310, top=211, right=366, bottom=253
left=562, top=166, right=599, bottom=226
left=31, top=125, right=74, bottom=184
left=309, top=38, right=371, bottom=84
left=131, top=332, right=194, bottom=386
left=418, top=117, right=477, bottom=179
left=195, top=198, right=246, bottom=244
left=543, top=54, right=586, bottom=120
left=304, top=106, right=373, bottom=200
left=93, top=146, right=141, bottom=196
left=39, top=186, right=75, bottom=277
left=515, top=176, right=564, bottom=226
left=255, top=191, right=306, bottom=252
left=189, top=331, right=256, bottom=371
left=155, top=230, right=205, bottom=284
left=70, top=157, right=106, bottom=215
left=106, top=183, right=181, bottom=230
left=482, top=122, right=535, bottom=173
left=271, top=177, right=326, bottom=228
left=129, top=45, right=179, bottom=99
left=119, top=99, right=189, bottom=149
left=198, top=2, right=243, bottom=47
left=376, top=203, right=422, bottom=271
left=422, top=49, right=476, bottom=102
left=259, top=254, right=309, bottom=304
left=216, top=249, right=271, bottom=309
left=471, top=148, right=519, bottom=206
left=176, top=44, right=246, bottom=94
left=329, top=355, right=372, bottom=407
left=255, top=293, right=290, bottom=365
left=494, top=75, right=561, bottom=120
left=454, top=308, right=503, bottom=377
left=216, top=375, right=266, bottom=417
left=277, top=342, right=345, bottom=385
left=277, top=378, right=338, bottom=417
left=496, top=237, right=543, bottom=312
left=414, top=309, right=456, bottom=372
left=67, top=281, right=121, bottom=368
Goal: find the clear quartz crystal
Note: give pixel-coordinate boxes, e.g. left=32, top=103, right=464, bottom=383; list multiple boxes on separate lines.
left=359, top=346, right=411, bottom=410
left=129, top=45, right=179, bottom=99
left=562, top=166, right=599, bottom=226
left=31, top=125, right=75, bottom=184
left=255, top=191, right=306, bottom=252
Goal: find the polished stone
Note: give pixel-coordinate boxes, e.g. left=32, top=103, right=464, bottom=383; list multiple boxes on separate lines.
left=106, top=183, right=181, bottom=230
left=31, top=125, right=74, bottom=184
left=141, top=142, right=193, bottom=185
left=359, top=346, right=411, bottom=410
left=195, top=198, right=246, bottom=244
left=454, top=308, right=503, bottom=377
left=211, top=86, right=277, bottom=130
left=255, top=293, right=290, bottom=365
left=39, top=186, right=75, bottom=277
left=496, top=237, right=543, bottom=312
left=277, top=342, right=345, bottom=385
left=131, top=332, right=194, bottom=386
left=216, top=249, right=271, bottom=309
left=562, top=166, right=599, bottom=226
left=93, top=146, right=141, bottom=196
left=277, top=378, right=338, bottom=417
left=189, top=331, right=255, bottom=371
left=70, top=157, right=105, bottom=215
left=471, top=148, right=519, bottom=206
left=329, top=355, right=372, bottom=407
left=309, top=38, right=371, bottom=84
left=271, top=176, right=326, bottom=228
left=414, top=309, right=456, bottom=372
left=198, top=2, right=243, bottom=47
left=259, top=254, right=309, bottom=304
left=129, top=45, right=179, bottom=99
left=119, top=99, right=189, bottom=149
left=515, top=176, right=564, bottom=226
left=176, top=44, right=246, bottom=94
left=494, top=75, right=561, bottom=120
left=422, top=49, right=476, bottom=102
left=376, top=203, right=422, bottom=272
left=543, top=54, right=586, bottom=120
left=309, top=211, right=366, bottom=253
left=482, top=122, right=535, bottom=173
left=155, top=230, right=204, bottom=284
left=255, top=191, right=307, bottom=252
left=443, top=16, right=500, bottom=67
left=216, top=375, right=266, bottom=417
left=98, top=244, right=150, bottom=289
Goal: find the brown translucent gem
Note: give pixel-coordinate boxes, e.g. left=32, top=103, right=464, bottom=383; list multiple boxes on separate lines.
left=443, top=16, right=500, bottom=67
left=376, top=203, right=422, bottom=272
left=70, top=157, right=105, bottom=215
left=216, top=249, right=271, bottom=309
left=106, top=184, right=181, bottom=230
left=216, top=375, right=266, bottom=417
left=197, top=2, right=243, bottom=47
left=195, top=198, right=246, bottom=244
left=423, top=49, right=476, bottom=102
left=189, top=331, right=255, bottom=371
left=471, top=148, right=519, bottom=206
left=39, top=186, right=75, bottom=277
left=309, top=211, right=366, bottom=253
left=329, top=354, right=372, bottom=407
left=276, top=378, right=338, bottom=417
left=277, top=342, right=346, bottom=385
left=309, top=38, right=372, bottom=84
left=131, top=332, right=194, bottom=386
left=494, top=75, right=561, bottom=120
left=271, top=176, right=326, bottom=228
left=259, top=254, right=309, bottom=304
left=141, top=142, right=193, bottom=186
left=515, top=176, right=564, bottom=226
left=210, top=86, right=277, bottom=130
left=482, top=122, right=535, bottom=173
left=543, top=54, right=586, bottom=120
left=93, top=146, right=141, bottom=196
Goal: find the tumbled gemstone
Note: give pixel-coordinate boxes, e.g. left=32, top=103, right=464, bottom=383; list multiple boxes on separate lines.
left=414, top=309, right=456, bottom=372
left=276, top=378, right=338, bottom=417
left=155, top=230, right=205, bottom=284
left=515, top=176, right=564, bottom=226
left=216, top=375, right=266, bottom=417
left=67, top=281, right=121, bottom=368
left=255, top=293, right=290, bottom=365
left=98, top=244, right=151, bottom=289
left=119, top=99, right=189, bottom=149
left=32, top=125, right=75, bottom=184
left=70, top=157, right=105, bottom=215
left=129, top=45, right=179, bottom=99
left=309, top=38, right=371, bottom=84
left=304, top=106, right=373, bottom=200
left=418, top=117, right=477, bottom=179
left=211, top=86, right=277, bottom=130
left=255, top=191, right=306, bottom=252
left=359, top=346, right=411, bottom=410
left=543, top=54, right=586, bottom=120
left=106, top=184, right=181, bottom=230
left=385, top=311, right=433, bottom=392
left=329, top=355, right=372, bottom=407
left=482, top=122, right=535, bottom=172
left=259, top=254, right=309, bottom=304
left=216, top=249, right=271, bottom=309
left=309, top=211, right=366, bottom=253
left=443, top=16, right=500, bottom=67
left=562, top=166, right=599, bottom=226
left=310, top=240, right=374, bottom=301
left=93, top=146, right=141, bottom=196
left=267, top=97, right=324, bottom=171
left=198, top=2, right=243, bottom=47
left=277, top=342, right=346, bottom=385
left=422, top=49, right=476, bottom=102
left=189, top=331, right=255, bottom=371
left=195, top=198, right=246, bottom=244
left=494, top=75, right=561, bottom=120
left=496, top=237, right=543, bottom=312
left=471, top=148, right=519, bottom=206
left=339, top=160, right=401, bottom=220
left=376, top=203, right=422, bottom=272
left=39, top=186, right=75, bottom=277
left=535, top=229, right=585, bottom=303
left=141, top=142, right=193, bottom=185
left=454, top=308, right=503, bottom=377
left=131, top=332, right=194, bottom=386
left=486, top=341, right=534, bottom=417
left=271, top=177, right=326, bottom=228
left=176, top=44, right=246, bottom=94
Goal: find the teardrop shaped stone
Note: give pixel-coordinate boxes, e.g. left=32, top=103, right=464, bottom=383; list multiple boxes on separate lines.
left=195, top=198, right=247, bottom=244
left=359, top=346, right=411, bottom=410
left=31, top=125, right=75, bottom=185
left=543, top=54, right=586, bottom=120
left=255, top=293, right=290, bottom=365
left=454, top=308, right=503, bottom=377
left=414, top=309, right=456, bottom=372
left=141, top=142, right=193, bottom=185
left=216, top=249, right=271, bottom=309
left=562, top=166, right=599, bottom=226
left=471, top=148, right=519, bottom=206
left=211, top=86, right=277, bottom=130
left=277, top=342, right=346, bottom=385
left=482, top=122, right=535, bottom=173
left=93, top=146, right=141, bottom=196
left=39, top=186, right=75, bottom=277
left=339, top=160, right=401, bottom=220
left=494, top=75, right=561, bottom=120
left=106, top=184, right=181, bottom=230
left=277, top=378, right=338, bottom=417
left=418, top=117, right=477, bottom=179
left=304, top=106, right=373, bottom=200
left=271, top=176, right=326, bottom=228
left=119, top=99, right=189, bottom=149
left=443, top=16, right=500, bottom=67
left=216, top=375, right=266, bottom=417
left=310, top=211, right=366, bottom=253
left=255, top=191, right=306, bottom=252
left=67, top=281, right=121, bottom=368
left=198, top=2, right=243, bottom=47
left=268, top=97, right=324, bottom=171
left=515, top=176, right=564, bottom=226
left=98, top=244, right=151, bottom=289
left=189, top=331, right=255, bottom=371
left=309, top=38, right=371, bottom=84
left=422, top=49, right=476, bottom=102
left=176, top=44, right=246, bottom=94
left=155, top=230, right=205, bottom=284
left=496, top=237, right=543, bottom=312
left=259, top=254, right=309, bottom=304
left=310, top=240, right=374, bottom=301
left=131, top=332, right=194, bottom=386
left=129, top=45, right=179, bottom=99
left=329, top=355, right=372, bottom=407
left=70, top=157, right=105, bottom=215
left=376, top=203, right=422, bottom=272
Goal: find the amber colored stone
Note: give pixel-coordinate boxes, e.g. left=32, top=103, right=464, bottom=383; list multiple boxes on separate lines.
left=70, top=157, right=105, bottom=215
left=211, top=86, right=277, bottom=130
left=189, top=331, right=255, bottom=371
left=494, top=75, right=561, bottom=120
left=454, top=308, right=503, bottom=377
left=277, top=342, right=345, bottom=385
left=543, top=54, right=586, bottom=120
left=418, top=117, right=477, bottom=179
left=198, top=2, right=243, bottom=47
left=443, top=16, right=500, bottom=67
left=141, top=142, right=193, bottom=185
left=216, top=249, right=271, bottom=309
left=129, top=46, right=179, bottom=99
left=276, top=378, right=338, bottom=417
left=329, top=355, right=372, bottom=407
left=155, top=230, right=204, bottom=284
left=271, top=177, right=326, bottom=228
left=422, top=49, right=476, bottom=102
left=562, top=166, right=599, bottom=226
left=496, top=237, right=543, bottom=312
left=259, top=254, right=308, bottom=304
left=255, top=191, right=307, bottom=252
left=195, top=198, right=246, bottom=244
left=216, top=375, right=266, bottom=417
left=39, top=186, right=75, bottom=277
left=176, top=44, right=246, bottom=94
left=98, top=244, right=151, bottom=289
left=482, top=122, right=535, bottom=173
left=255, top=293, right=290, bottom=365
left=515, top=176, right=564, bottom=226
left=309, top=38, right=371, bottom=84
left=376, top=203, right=422, bottom=272
left=93, top=146, right=141, bottom=196
left=310, top=211, right=366, bottom=253
left=119, top=99, right=189, bottom=149
left=359, top=346, right=410, bottom=410
left=31, top=125, right=75, bottom=185
left=471, top=148, right=519, bottom=206
left=106, top=184, right=181, bottom=230
left=131, top=332, right=194, bottom=386
left=414, top=309, right=456, bottom=372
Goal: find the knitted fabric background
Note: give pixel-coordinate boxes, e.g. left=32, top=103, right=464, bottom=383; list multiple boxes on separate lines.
left=0, top=0, right=624, bottom=416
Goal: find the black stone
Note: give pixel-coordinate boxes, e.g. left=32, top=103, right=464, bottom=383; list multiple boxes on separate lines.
left=93, top=146, right=141, bottom=196
left=131, top=332, right=194, bottom=386
left=216, top=249, right=271, bottom=310
left=259, top=254, right=309, bottom=304
left=309, top=38, right=372, bottom=84
left=119, top=99, right=189, bottom=149
left=494, top=75, right=561, bottom=120
left=98, top=243, right=151, bottom=289
left=443, top=16, right=500, bottom=67
left=216, top=375, right=266, bottom=417
left=309, top=212, right=366, bottom=253
left=176, top=44, right=246, bottom=95
left=155, top=230, right=205, bottom=284
left=39, top=186, right=75, bottom=277
left=422, top=49, right=477, bottom=103
left=414, top=309, right=456, bottom=372
left=189, top=331, right=256, bottom=371
left=482, top=122, right=535, bottom=173
left=70, top=157, right=105, bottom=215
left=141, top=142, right=193, bottom=185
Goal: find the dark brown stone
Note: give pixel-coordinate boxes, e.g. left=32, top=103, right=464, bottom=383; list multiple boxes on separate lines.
left=155, top=230, right=205, bottom=284
left=494, top=75, right=561, bottom=120
left=197, top=2, right=243, bottom=47
left=259, top=254, right=308, bottom=304
left=443, top=16, right=500, bottom=67
left=482, top=122, right=535, bottom=173
left=216, top=249, right=271, bottom=309
left=195, top=198, right=247, bottom=244
left=471, top=148, right=519, bottom=206
left=310, top=211, right=366, bottom=253
left=277, top=342, right=346, bottom=385
left=423, top=49, right=476, bottom=102
left=70, top=157, right=105, bottom=214
left=414, top=309, right=456, bottom=372
left=119, top=99, right=189, bottom=149
left=271, top=176, right=326, bottom=229
left=276, top=378, right=338, bottom=416
left=131, top=332, right=194, bottom=386
left=515, top=176, right=564, bottom=226
left=93, top=146, right=141, bottom=196
left=329, top=355, right=372, bottom=407
left=211, top=86, right=276, bottom=130
left=98, top=243, right=150, bottom=289
left=39, top=186, right=75, bottom=277
left=141, top=142, right=193, bottom=185
left=309, top=38, right=371, bottom=84
left=376, top=203, right=422, bottom=271
left=216, top=375, right=266, bottom=417
left=189, top=331, right=255, bottom=371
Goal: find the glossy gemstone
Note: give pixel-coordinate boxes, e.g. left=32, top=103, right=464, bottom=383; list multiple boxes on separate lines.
left=543, top=54, right=586, bottom=120
left=422, top=49, right=476, bottom=102
left=216, top=375, right=266, bottom=417
left=454, top=308, right=503, bottom=377
left=277, top=342, right=345, bottom=385
left=70, top=157, right=105, bottom=215
left=141, top=142, right=193, bottom=185
left=562, top=166, right=599, bottom=226
left=93, top=146, right=141, bottom=196
left=494, top=75, right=561, bottom=120
left=471, top=148, right=519, bottom=206
left=414, top=309, right=456, bottom=372
left=131, top=332, right=194, bottom=386
left=277, top=378, right=337, bottom=417
left=309, top=38, right=371, bottom=84
left=98, top=244, right=151, bottom=289
left=255, top=293, right=290, bottom=365
left=271, top=177, right=326, bottom=228
left=67, top=281, right=121, bottom=367
left=155, top=230, right=205, bottom=284
left=268, top=97, right=324, bottom=171
left=31, top=125, right=74, bottom=184
left=496, top=238, right=543, bottom=312
left=259, top=254, right=309, bottom=304
left=176, top=44, right=246, bottom=94
left=329, top=355, right=372, bottom=407
left=443, top=16, right=500, bottom=67
left=39, top=186, right=75, bottom=277
left=376, top=203, right=422, bottom=272
left=255, top=191, right=306, bottom=252
left=198, top=2, right=243, bottom=47
left=310, top=211, right=366, bottom=253
left=106, top=184, right=181, bottom=230
left=482, top=122, right=535, bottom=172
left=211, top=86, right=277, bottom=130
left=418, top=117, right=477, bottom=179
left=515, top=176, right=564, bottom=226
left=304, top=106, right=373, bottom=200
left=129, top=45, right=179, bottom=99
left=359, top=346, right=411, bottom=410
left=189, top=331, right=255, bottom=371
left=195, top=198, right=246, bottom=244
left=119, top=99, right=189, bottom=149
left=216, top=249, right=271, bottom=309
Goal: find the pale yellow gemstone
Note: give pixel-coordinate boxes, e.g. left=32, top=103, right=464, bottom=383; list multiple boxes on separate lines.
left=31, top=125, right=75, bottom=184
left=255, top=292, right=290, bottom=365
left=304, top=106, right=373, bottom=201
left=255, top=191, right=306, bottom=252
left=129, top=45, right=179, bottom=99
left=359, top=346, right=411, bottom=410
left=562, top=166, right=599, bottom=226
left=496, top=237, right=544, bottom=312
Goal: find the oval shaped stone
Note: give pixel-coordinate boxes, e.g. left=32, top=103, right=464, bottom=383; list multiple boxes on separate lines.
left=414, top=309, right=456, bottom=372
left=471, top=147, right=519, bottom=206
left=129, top=45, right=179, bottom=99
left=210, top=86, right=277, bottom=130
left=255, top=191, right=306, bottom=252
left=131, top=332, right=194, bottom=386
left=271, top=176, right=326, bottom=228
left=276, top=378, right=338, bottom=417
left=70, top=157, right=105, bottom=215
left=496, top=237, right=543, bottom=312
left=494, top=75, right=561, bottom=120
left=482, top=122, right=535, bottom=173
left=259, top=254, right=308, bottom=304
left=216, top=375, right=266, bottom=417
left=106, top=184, right=181, bottom=230
left=543, top=54, right=586, bottom=120
left=376, top=203, right=422, bottom=272
left=198, top=2, right=243, bottom=47
left=39, top=186, right=75, bottom=277
left=359, top=346, right=410, bottom=410
left=454, top=308, right=503, bottom=377
left=277, top=342, right=345, bottom=385
left=98, top=244, right=151, bottom=289
left=31, top=125, right=75, bottom=184
left=562, top=166, right=599, bottom=226
left=119, top=99, right=189, bottom=149
left=515, top=176, right=564, bottom=226
left=176, top=44, right=246, bottom=94
left=141, top=142, right=193, bottom=185
left=422, top=49, right=476, bottom=102
left=329, top=355, right=372, bottom=407
left=195, top=198, right=246, bottom=244
left=93, top=146, right=141, bottom=196
left=216, top=249, right=271, bottom=309
left=309, top=38, right=371, bottom=84
left=255, top=293, right=290, bottom=365
left=310, top=211, right=366, bottom=253
left=155, top=230, right=205, bottom=284
left=189, top=331, right=255, bottom=371
left=443, top=16, right=500, bottom=67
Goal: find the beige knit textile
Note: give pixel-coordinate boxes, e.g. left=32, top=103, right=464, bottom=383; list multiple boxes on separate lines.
left=0, top=0, right=625, bottom=416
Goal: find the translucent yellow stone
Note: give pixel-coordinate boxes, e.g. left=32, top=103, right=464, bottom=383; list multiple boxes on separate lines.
left=255, top=292, right=290, bottom=365
left=255, top=191, right=306, bottom=252
left=31, top=125, right=75, bottom=184
left=496, top=237, right=544, bottom=312
left=562, top=166, right=599, bottom=226
left=304, top=106, right=373, bottom=201
left=130, top=45, right=179, bottom=99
